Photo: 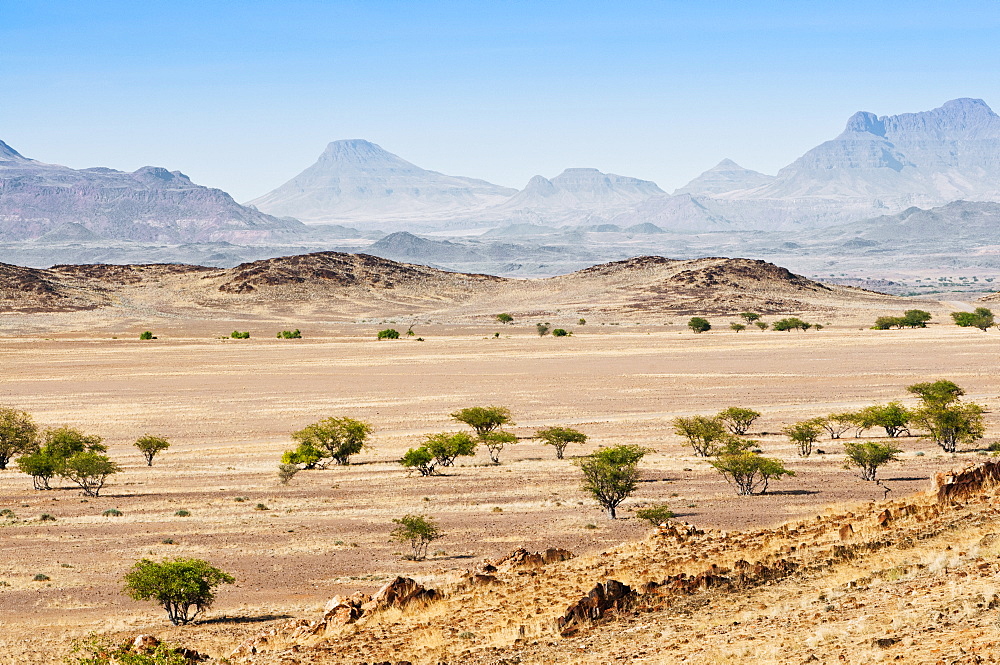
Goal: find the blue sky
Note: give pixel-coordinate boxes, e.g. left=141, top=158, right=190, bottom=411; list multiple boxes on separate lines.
left=2, top=1, right=999, bottom=201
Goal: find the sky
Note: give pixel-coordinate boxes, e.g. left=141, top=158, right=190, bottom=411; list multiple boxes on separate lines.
left=2, top=0, right=1000, bottom=202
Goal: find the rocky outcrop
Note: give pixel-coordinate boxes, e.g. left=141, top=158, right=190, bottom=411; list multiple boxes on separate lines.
left=935, top=461, right=1000, bottom=504
left=484, top=547, right=575, bottom=573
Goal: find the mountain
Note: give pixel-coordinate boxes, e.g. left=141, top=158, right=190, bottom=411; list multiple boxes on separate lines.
left=247, top=139, right=516, bottom=224
left=815, top=200, right=1000, bottom=246
left=688, top=99, right=1000, bottom=229
left=673, top=159, right=775, bottom=196
left=0, top=141, right=305, bottom=243
left=477, top=168, right=664, bottom=226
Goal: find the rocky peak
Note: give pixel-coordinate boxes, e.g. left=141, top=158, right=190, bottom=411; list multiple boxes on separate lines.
left=0, top=139, right=29, bottom=163
left=839, top=98, right=1000, bottom=141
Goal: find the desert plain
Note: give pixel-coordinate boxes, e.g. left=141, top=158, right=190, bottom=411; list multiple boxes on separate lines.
left=2, top=295, right=999, bottom=663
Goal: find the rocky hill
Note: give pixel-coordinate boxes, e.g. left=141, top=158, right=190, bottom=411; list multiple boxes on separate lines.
left=0, top=252, right=914, bottom=324
left=0, top=140, right=305, bottom=243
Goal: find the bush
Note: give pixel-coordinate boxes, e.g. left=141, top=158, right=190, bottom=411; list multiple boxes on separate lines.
left=536, top=323, right=551, bottom=336
left=672, top=416, right=728, bottom=456
left=575, top=445, right=649, bottom=519
left=139, top=331, right=155, bottom=340
left=281, top=441, right=326, bottom=469
left=0, top=406, right=38, bottom=470
left=551, top=328, right=570, bottom=337
left=578, top=318, right=587, bottom=325
left=717, top=407, right=761, bottom=435
left=907, top=380, right=985, bottom=453
left=952, top=307, right=994, bottom=330
left=377, top=328, right=400, bottom=340
left=710, top=452, right=794, bottom=495
left=17, top=426, right=114, bottom=492
left=254, top=503, right=268, bottom=511
left=102, top=508, right=124, bottom=517
left=783, top=420, right=823, bottom=456
left=122, top=558, right=235, bottom=625
left=39, top=513, right=56, bottom=522
left=635, top=504, right=675, bottom=526
left=390, top=514, right=442, bottom=560
left=61, top=451, right=122, bottom=497
left=874, top=310, right=933, bottom=330
left=730, top=323, right=746, bottom=332
left=496, top=313, right=514, bottom=324
left=816, top=412, right=856, bottom=439
left=400, top=447, right=437, bottom=476
left=277, top=463, right=300, bottom=484
left=480, top=431, right=517, bottom=464
left=843, top=441, right=901, bottom=481
left=0, top=508, right=16, bottom=519
left=754, top=320, right=768, bottom=331
left=33, top=573, right=50, bottom=581
left=739, top=312, right=761, bottom=324
left=859, top=402, right=911, bottom=438
left=291, top=417, right=372, bottom=466
left=688, top=317, right=710, bottom=333
left=872, top=316, right=905, bottom=330
left=451, top=406, right=514, bottom=438
left=174, top=510, right=190, bottom=517
left=277, top=329, right=302, bottom=339
left=772, top=317, right=811, bottom=331
left=135, top=435, right=170, bottom=466
left=230, top=331, right=250, bottom=339
left=423, top=431, right=477, bottom=467
left=67, top=634, right=191, bottom=665
left=535, top=426, right=588, bottom=459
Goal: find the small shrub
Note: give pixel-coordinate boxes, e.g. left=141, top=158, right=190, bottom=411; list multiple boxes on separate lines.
left=717, top=407, right=761, bottom=435
left=134, top=435, right=170, bottom=466
left=390, top=514, right=442, bottom=561
left=234, top=496, right=247, bottom=502
left=536, top=322, right=551, bottom=336
left=277, top=463, right=300, bottom=484
left=552, top=328, right=570, bottom=337
left=139, top=331, right=155, bottom=340
left=33, top=573, right=50, bottom=581
left=67, top=634, right=191, bottom=665
left=230, top=331, right=250, bottom=339
left=458, top=631, right=475, bottom=640
left=578, top=318, right=587, bottom=325
left=754, top=320, right=768, bottom=331
left=377, top=328, right=400, bottom=340
left=730, top=323, right=746, bottom=332
left=496, top=313, right=514, bottom=324
left=710, top=452, right=794, bottom=495
left=102, top=508, right=124, bottom=517
left=635, top=505, right=676, bottom=526
left=772, top=317, right=811, bottom=331
left=254, top=503, right=268, bottom=511
left=277, top=329, right=302, bottom=339
left=123, top=558, right=235, bottom=625
left=39, top=513, right=56, bottom=522
left=583, top=523, right=598, bottom=529
left=783, top=420, right=823, bottom=456
left=492, top=506, right=503, bottom=513
left=174, top=510, right=191, bottom=517
left=0, top=508, right=16, bottom=519
left=161, top=538, right=175, bottom=544
left=843, top=441, right=902, bottom=481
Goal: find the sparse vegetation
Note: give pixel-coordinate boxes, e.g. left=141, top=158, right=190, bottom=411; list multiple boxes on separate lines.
left=230, top=330, right=250, bottom=339
left=872, top=310, right=932, bottom=329
left=289, top=417, right=372, bottom=466
left=729, top=322, right=746, bottom=332
left=390, top=514, right=441, bottom=560
left=772, top=317, right=811, bottom=331
left=122, top=558, right=234, bottom=625
left=951, top=307, right=995, bottom=330
left=16, top=426, right=118, bottom=494
left=139, top=331, right=155, bottom=340
left=535, top=426, right=588, bottom=459
left=551, top=328, right=570, bottom=337
left=754, top=320, right=768, bottom=331
left=739, top=312, right=761, bottom=324
left=102, top=508, right=124, bottom=517
left=860, top=402, right=911, bottom=438
left=908, top=380, right=985, bottom=453
left=717, top=407, right=761, bottom=435
left=816, top=412, right=856, bottom=439
left=575, top=445, right=648, bottom=519
left=0, top=406, right=38, bottom=470
left=578, top=318, right=586, bottom=325
left=277, top=463, right=300, bottom=484
left=495, top=313, right=514, bottom=324
left=423, top=431, right=477, bottom=467
left=400, top=446, right=438, bottom=476
left=536, top=322, right=551, bottom=336
left=134, top=435, right=170, bottom=466
left=480, top=430, right=517, bottom=464
left=277, top=329, right=302, bottom=339
left=687, top=317, right=711, bottom=333
left=710, top=452, right=794, bottom=495
left=174, top=510, right=190, bottom=517
left=67, top=634, right=191, bottom=665
left=843, top=441, right=901, bottom=481
left=451, top=406, right=514, bottom=439
left=377, top=328, right=400, bottom=340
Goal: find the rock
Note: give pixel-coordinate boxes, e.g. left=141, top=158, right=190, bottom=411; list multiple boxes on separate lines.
left=365, top=576, right=439, bottom=613
left=488, top=547, right=575, bottom=571
left=132, top=635, right=160, bottom=650
left=557, top=580, right=637, bottom=637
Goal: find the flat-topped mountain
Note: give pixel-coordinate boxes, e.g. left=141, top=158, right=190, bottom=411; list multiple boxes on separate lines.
left=248, top=139, right=516, bottom=224
left=0, top=141, right=304, bottom=243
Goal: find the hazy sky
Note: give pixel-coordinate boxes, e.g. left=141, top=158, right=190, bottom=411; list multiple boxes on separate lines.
left=3, top=1, right=999, bottom=201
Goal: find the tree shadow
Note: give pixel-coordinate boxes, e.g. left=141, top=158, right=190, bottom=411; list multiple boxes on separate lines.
left=637, top=477, right=673, bottom=483
left=764, top=489, right=821, bottom=496
left=430, top=554, right=477, bottom=561
left=198, top=613, right=293, bottom=625
left=883, top=476, right=929, bottom=482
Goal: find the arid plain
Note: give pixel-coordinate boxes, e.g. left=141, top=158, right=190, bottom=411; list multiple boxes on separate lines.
left=2, top=311, right=999, bottom=662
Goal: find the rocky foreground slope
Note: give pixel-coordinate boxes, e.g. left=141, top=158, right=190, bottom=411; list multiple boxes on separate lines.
left=162, top=461, right=1000, bottom=664
left=0, top=252, right=914, bottom=323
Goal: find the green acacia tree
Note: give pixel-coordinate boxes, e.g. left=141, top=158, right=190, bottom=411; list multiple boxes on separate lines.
left=391, top=514, right=442, bottom=560
left=400, top=447, right=438, bottom=476
left=61, top=452, right=121, bottom=497
left=688, top=317, right=711, bottom=333
left=717, top=407, right=761, bottom=435
left=710, top=452, right=794, bottom=495
left=772, top=317, right=811, bottom=331
left=424, top=431, right=477, bottom=467
left=451, top=406, right=514, bottom=438
left=860, top=402, right=911, bottom=438
left=123, top=558, right=234, bottom=625
left=951, top=307, right=994, bottom=331
left=672, top=415, right=728, bottom=456
left=843, top=441, right=901, bottom=481
left=135, top=435, right=170, bottom=466
left=0, top=406, right=38, bottom=470
left=291, top=417, right=372, bottom=465
left=816, top=412, right=856, bottom=439
left=907, top=380, right=985, bottom=453
left=575, top=445, right=649, bottom=519
left=496, top=313, right=514, bottom=324
left=782, top=420, right=822, bottom=456
left=739, top=312, right=761, bottom=324
left=480, top=431, right=517, bottom=464
left=535, top=426, right=588, bottom=459
left=17, top=426, right=110, bottom=491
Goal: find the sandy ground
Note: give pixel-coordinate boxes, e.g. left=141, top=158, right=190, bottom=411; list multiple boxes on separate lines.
left=0, top=322, right=997, bottom=661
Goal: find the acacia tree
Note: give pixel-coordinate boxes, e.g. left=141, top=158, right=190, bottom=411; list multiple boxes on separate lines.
left=61, top=452, right=122, bottom=497
left=535, top=426, right=588, bottom=459
left=688, top=317, right=711, bottom=333
left=843, top=441, right=901, bottom=481
left=0, top=407, right=38, bottom=470
left=424, top=431, right=477, bottom=467
left=575, top=445, right=648, bottom=519
left=391, top=514, right=442, bottom=561
left=451, top=406, right=513, bottom=438
left=782, top=420, right=822, bottom=457
left=481, top=431, right=517, bottom=464
left=291, top=417, right=372, bottom=465
left=951, top=307, right=995, bottom=331
left=123, top=558, right=234, bottom=625
left=817, top=412, right=856, bottom=439
left=907, top=380, right=986, bottom=453
left=717, top=407, right=761, bottom=435
left=710, top=452, right=794, bottom=495
left=672, top=415, right=728, bottom=456
left=17, top=427, right=114, bottom=492
left=134, top=435, right=170, bottom=466
left=861, top=402, right=911, bottom=438
left=496, top=313, right=514, bottom=324
left=400, top=447, right=438, bottom=476
left=739, top=312, right=761, bottom=324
